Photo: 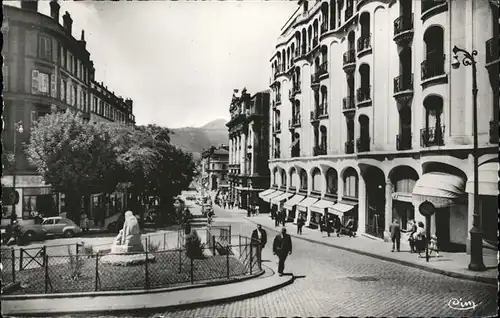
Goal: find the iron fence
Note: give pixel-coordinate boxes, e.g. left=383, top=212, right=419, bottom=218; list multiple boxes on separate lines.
left=1, top=237, right=260, bottom=295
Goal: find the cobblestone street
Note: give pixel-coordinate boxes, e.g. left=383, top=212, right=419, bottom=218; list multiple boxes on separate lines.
left=146, top=207, right=497, bottom=317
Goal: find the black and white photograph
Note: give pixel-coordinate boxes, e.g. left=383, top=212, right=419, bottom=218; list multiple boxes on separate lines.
left=1, top=0, right=498, bottom=317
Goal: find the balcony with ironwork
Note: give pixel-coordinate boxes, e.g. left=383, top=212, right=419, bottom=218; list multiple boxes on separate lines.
left=396, top=132, right=412, bottom=150
left=489, top=120, right=498, bottom=144
left=291, top=81, right=301, bottom=97
left=294, top=47, right=305, bottom=61
left=485, top=36, right=499, bottom=68
left=288, top=115, right=302, bottom=130
left=356, top=86, right=372, bottom=107
left=310, top=110, right=320, bottom=124
left=311, top=73, right=320, bottom=89
left=313, top=144, right=327, bottom=156
left=393, top=14, right=414, bottom=46
left=342, top=96, right=356, bottom=114
left=345, top=5, right=354, bottom=21
left=357, top=34, right=372, bottom=57
left=274, top=64, right=284, bottom=79
left=420, top=125, right=445, bottom=147
left=343, top=50, right=356, bottom=73
left=393, top=73, right=414, bottom=102
left=272, top=122, right=281, bottom=135
left=356, top=137, right=370, bottom=152
left=318, top=61, right=328, bottom=79
left=344, top=140, right=355, bottom=154
left=421, top=0, right=448, bottom=22
left=421, top=54, right=447, bottom=85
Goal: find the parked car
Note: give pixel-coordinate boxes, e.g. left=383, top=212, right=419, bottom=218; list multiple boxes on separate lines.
left=40, top=217, right=82, bottom=238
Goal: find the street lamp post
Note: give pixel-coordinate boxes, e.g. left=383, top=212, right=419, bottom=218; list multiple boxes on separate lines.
left=451, top=45, right=486, bottom=271
left=11, top=121, right=24, bottom=225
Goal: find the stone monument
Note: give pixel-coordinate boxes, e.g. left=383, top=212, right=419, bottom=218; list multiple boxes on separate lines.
left=101, top=211, right=155, bottom=266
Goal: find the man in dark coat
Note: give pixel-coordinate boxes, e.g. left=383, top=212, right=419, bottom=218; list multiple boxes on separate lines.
left=251, top=224, right=267, bottom=262
left=389, top=219, right=401, bottom=252
left=273, top=227, right=293, bottom=275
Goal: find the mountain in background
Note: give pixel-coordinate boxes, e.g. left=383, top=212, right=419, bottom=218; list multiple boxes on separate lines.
left=169, top=118, right=229, bottom=161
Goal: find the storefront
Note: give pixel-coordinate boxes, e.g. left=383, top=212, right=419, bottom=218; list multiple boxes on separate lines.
left=327, top=201, right=358, bottom=225
left=296, top=197, right=319, bottom=228
left=412, top=172, right=467, bottom=252
left=391, top=192, right=414, bottom=231
left=283, top=194, right=305, bottom=223
left=271, top=192, right=293, bottom=213
left=310, top=198, right=337, bottom=229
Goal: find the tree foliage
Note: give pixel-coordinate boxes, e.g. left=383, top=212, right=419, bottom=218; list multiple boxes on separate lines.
left=24, top=111, right=196, bottom=225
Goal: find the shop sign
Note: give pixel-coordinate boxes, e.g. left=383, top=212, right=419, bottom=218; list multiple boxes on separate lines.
left=392, top=192, right=412, bottom=203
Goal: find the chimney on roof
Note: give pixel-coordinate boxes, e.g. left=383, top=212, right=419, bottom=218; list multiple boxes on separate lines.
left=21, top=0, right=38, bottom=12
left=49, top=0, right=60, bottom=22
left=80, top=30, right=86, bottom=48
left=62, top=11, right=73, bottom=35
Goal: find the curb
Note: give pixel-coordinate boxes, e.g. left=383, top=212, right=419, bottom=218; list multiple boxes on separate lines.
left=1, top=265, right=294, bottom=317
left=247, top=217, right=498, bottom=286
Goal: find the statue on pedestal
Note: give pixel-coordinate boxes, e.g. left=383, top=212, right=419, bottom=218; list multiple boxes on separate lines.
left=110, top=211, right=144, bottom=254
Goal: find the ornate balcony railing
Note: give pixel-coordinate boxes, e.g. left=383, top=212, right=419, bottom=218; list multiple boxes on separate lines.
left=396, top=133, right=412, bottom=150
left=342, top=96, right=355, bottom=111
left=421, top=0, right=447, bottom=15
left=486, top=36, right=499, bottom=65
left=356, top=86, right=371, bottom=103
left=273, top=122, right=281, bottom=134
left=357, top=34, right=372, bottom=53
left=310, top=110, right=319, bottom=123
left=421, top=54, right=446, bottom=81
left=318, top=61, right=328, bottom=77
left=292, top=81, right=301, bottom=95
left=289, top=115, right=302, bottom=129
left=393, top=74, right=414, bottom=94
left=343, top=50, right=356, bottom=65
left=344, top=140, right=355, bottom=154
left=345, top=5, right=354, bottom=20
left=311, top=73, right=320, bottom=86
left=420, top=125, right=445, bottom=147
left=313, top=145, right=327, bottom=156
left=356, top=137, right=370, bottom=152
left=394, top=14, right=414, bottom=38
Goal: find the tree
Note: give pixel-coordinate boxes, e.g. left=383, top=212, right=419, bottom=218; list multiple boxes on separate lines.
left=25, top=111, right=118, bottom=223
left=201, top=146, right=217, bottom=159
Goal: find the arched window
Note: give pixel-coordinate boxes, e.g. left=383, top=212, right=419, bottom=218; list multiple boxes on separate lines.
left=300, top=169, right=308, bottom=190
left=281, top=169, right=287, bottom=187
left=330, top=0, right=336, bottom=30
left=302, top=29, right=307, bottom=54
left=321, top=2, right=329, bottom=32
left=358, top=64, right=371, bottom=103
left=312, top=168, right=322, bottom=192
left=273, top=167, right=279, bottom=185
left=313, top=20, right=319, bottom=46
left=358, top=12, right=371, bottom=51
left=422, top=95, right=444, bottom=146
left=343, top=167, right=358, bottom=198
left=358, top=115, right=370, bottom=152
left=308, top=25, right=313, bottom=51
left=290, top=167, right=297, bottom=188
left=326, top=168, right=338, bottom=195
left=422, top=26, right=445, bottom=80
left=320, top=125, right=327, bottom=150
left=320, top=86, right=328, bottom=113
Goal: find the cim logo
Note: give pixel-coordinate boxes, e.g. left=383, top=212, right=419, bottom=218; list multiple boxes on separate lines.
left=447, top=298, right=481, bottom=311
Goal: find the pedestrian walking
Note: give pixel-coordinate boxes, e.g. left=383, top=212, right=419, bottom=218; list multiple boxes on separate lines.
left=280, top=209, right=286, bottom=226
left=251, top=224, right=267, bottom=263
left=247, top=206, right=251, bottom=217
left=273, top=208, right=280, bottom=227
left=413, top=221, right=427, bottom=258
left=255, top=205, right=260, bottom=216
left=389, top=219, right=401, bottom=252
left=326, top=216, right=334, bottom=237
left=273, top=227, right=292, bottom=276
left=297, top=216, right=305, bottom=235
left=404, top=219, right=418, bottom=253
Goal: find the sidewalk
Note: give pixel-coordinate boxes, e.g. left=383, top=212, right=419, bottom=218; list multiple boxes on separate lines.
left=240, top=211, right=498, bottom=285
left=1, top=264, right=293, bottom=316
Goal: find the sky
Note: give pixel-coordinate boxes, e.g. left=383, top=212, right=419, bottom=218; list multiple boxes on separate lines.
left=7, top=0, right=298, bottom=128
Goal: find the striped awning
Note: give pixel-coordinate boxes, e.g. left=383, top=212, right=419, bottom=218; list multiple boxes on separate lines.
left=412, top=172, right=465, bottom=209
left=263, top=191, right=284, bottom=203
left=258, top=189, right=276, bottom=199
left=296, top=197, right=319, bottom=212
left=310, top=199, right=337, bottom=214
left=327, top=202, right=356, bottom=217
left=465, top=162, right=499, bottom=196
left=283, top=194, right=306, bottom=210
left=271, top=192, right=294, bottom=205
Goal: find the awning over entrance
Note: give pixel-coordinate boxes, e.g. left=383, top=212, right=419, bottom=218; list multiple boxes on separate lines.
left=465, top=162, right=499, bottom=196
left=327, top=202, right=356, bottom=217
left=258, top=189, right=276, bottom=200
left=296, top=197, right=319, bottom=212
left=310, top=199, right=337, bottom=214
left=263, top=191, right=284, bottom=203
left=412, top=172, right=466, bottom=209
left=271, top=192, right=294, bottom=205
left=283, top=194, right=306, bottom=210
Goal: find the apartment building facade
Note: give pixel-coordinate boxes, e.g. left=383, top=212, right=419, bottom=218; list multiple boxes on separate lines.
left=2, top=1, right=136, bottom=225
left=227, top=89, right=271, bottom=210
left=201, top=146, right=230, bottom=192
left=261, top=0, right=498, bottom=253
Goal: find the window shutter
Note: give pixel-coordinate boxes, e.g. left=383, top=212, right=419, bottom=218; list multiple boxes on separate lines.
left=51, top=74, right=56, bottom=98
left=31, top=70, right=39, bottom=94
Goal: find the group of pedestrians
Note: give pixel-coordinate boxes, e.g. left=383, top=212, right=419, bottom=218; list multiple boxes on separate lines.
left=271, top=207, right=287, bottom=227
left=251, top=224, right=292, bottom=276
left=389, top=219, right=438, bottom=258
left=246, top=205, right=260, bottom=217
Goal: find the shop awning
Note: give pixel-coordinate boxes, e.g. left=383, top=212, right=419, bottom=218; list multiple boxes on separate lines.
left=296, top=197, right=319, bottom=212
left=271, top=192, right=294, bottom=205
left=283, top=194, right=306, bottom=210
left=263, top=191, right=284, bottom=203
left=465, top=162, right=499, bottom=196
left=310, top=199, right=337, bottom=214
left=258, top=189, right=276, bottom=200
left=327, top=202, right=356, bottom=217
left=412, top=172, right=465, bottom=209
